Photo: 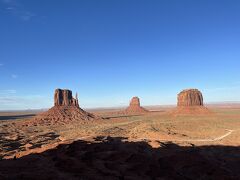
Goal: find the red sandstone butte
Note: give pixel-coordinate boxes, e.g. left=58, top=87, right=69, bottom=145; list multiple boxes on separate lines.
left=171, top=89, right=211, bottom=116
left=125, top=97, right=148, bottom=114
left=178, top=89, right=203, bottom=107
left=54, top=89, right=79, bottom=107
left=31, top=89, right=99, bottom=125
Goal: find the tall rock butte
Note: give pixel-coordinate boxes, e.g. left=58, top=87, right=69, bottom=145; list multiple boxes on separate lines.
left=54, top=89, right=79, bottom=107
left=31, top=88, right=99, bottom=125
left=125, top=97, right=148, bottom=114
left=177, top=89, right=203, bottom=107
left=171, top=89, right=211, bottom=116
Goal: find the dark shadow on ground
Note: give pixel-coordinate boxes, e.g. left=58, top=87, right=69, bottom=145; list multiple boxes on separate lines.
left=0, top=136, right=240, bottom=180
left=0, top=114, right=36, bottom=121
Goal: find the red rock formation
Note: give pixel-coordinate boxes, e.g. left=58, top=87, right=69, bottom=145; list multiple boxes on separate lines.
left=171, top=89, right=211, bottom=116
left=178, top=89, right=203, bottom=107
left=130, top=96, right=141, bottom=107
left=32, top=89, right=99, bottom=125
left=72, top=93, right=79, bottom=107
left=126, top=97, right=148, bottom=114
left=54, top=89, right=79, bottom=107
left=54, top=89, right=63, bottom=106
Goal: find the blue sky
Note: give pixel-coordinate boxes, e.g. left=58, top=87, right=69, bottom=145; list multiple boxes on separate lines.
left=0, top=0, right=240, bottom=110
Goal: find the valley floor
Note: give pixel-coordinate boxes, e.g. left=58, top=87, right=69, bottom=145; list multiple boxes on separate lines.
left=0, top=108, right=240, bottom=179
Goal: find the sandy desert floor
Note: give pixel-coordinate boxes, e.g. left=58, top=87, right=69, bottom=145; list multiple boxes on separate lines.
left=0, top=107, right=240, bottom=179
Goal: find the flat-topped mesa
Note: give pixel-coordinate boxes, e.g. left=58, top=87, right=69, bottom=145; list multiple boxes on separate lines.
left=126, top=96, right=148, bottom=114
left=54, top=89, right=79, bottom=107
left=177, top=89, right=203, bottom=107
left=170, top=88, right=211, bottom=116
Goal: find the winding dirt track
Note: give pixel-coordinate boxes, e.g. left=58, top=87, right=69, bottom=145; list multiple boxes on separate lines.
left=3, top=111, right=239, bottom=160
left=137, top=129, right=235, bottom=142
left=92, top=118, right=236, bottom=143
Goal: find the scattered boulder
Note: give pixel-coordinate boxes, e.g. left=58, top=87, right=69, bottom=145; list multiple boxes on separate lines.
left=125, top=97, right=148, bottom=114
left=171, top=89, right=211, bottom=116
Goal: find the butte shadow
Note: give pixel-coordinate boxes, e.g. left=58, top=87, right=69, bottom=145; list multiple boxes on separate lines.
left=0, top=136, right=239, bottom=179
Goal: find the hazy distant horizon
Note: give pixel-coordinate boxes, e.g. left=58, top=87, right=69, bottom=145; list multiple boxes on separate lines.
left=1, top=0, right=240, bottom=110
left=1, top=100, right=240, bottom=112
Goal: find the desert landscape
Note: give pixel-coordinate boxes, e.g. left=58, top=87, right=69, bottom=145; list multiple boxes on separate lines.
left=0, top=88, right=240, bottom=179
left=1, top=0, right=240, bottom=179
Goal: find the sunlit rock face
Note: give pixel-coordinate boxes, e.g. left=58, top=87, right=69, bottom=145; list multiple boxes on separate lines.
left=177, top=89, right=203, bottom=107
left=126, top=96, right=148, bottom=114
left=170, top=89, right=211, bottom=116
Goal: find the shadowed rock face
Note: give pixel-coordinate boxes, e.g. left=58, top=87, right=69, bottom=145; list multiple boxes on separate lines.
left=54, top=89, right=79, bottom=107
left=178, top=89, right=203, bottom=107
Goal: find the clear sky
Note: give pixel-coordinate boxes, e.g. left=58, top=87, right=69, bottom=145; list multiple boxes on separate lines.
left=0, top=0, right=240, bottom=110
